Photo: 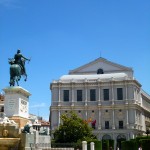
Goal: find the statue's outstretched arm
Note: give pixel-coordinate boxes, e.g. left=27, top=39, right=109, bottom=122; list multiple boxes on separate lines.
left=21, top=55, right=30, bottom=61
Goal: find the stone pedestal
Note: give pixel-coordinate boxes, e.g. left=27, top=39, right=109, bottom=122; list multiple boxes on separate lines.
left=3, top=86, right=31, bottom=128
left=19, top=133, right=34, bottom=150
left=10, top=116, right=29, bottom=129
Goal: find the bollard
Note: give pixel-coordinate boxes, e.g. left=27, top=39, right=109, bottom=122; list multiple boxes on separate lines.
left=90, top=142, right=95, bottom=150
left=82, top=141, right=87, bottom=150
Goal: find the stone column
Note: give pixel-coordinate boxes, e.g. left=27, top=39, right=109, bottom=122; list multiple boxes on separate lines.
left=135, top=89, right=138, bottom=103
left=98, top=79, right=101, bottom=105
left=126, top=109, right=129, bottom=128
left=98, top=108, right=101, bottom=129
left=84, top=79, right=88, bottom=106
left=71, top=81, right=74, bottom=106
left=85, top=110, right=88, bottom=120
left=111, top=80, right=114, bottom=105
left=112, top=109, right=115, bottom=129
left=58, top=110, right=60, bottom=125
left=58, top=83, right=61, bottom=106
left=141, top=112, right=145, bottom=131
left=130, top=132, right=135, bottom=139
left=125, top=81, right=128, bottom=104
left=134, top=87, right=136, bottom=101
left=135, top=109, right=137, bottom=125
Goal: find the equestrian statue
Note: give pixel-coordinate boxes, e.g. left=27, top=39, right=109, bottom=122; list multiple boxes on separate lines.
left=9, top=49, right=30, bottom=86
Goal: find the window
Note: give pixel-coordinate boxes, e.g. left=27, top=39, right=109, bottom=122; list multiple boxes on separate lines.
left=63, top=90, right=69, bottom=101
left=103, top=89, right=109, bottom=100
left=119, top=121, right=123, bottom=129
left=90, top=89, right=96, bottom=101
left=0, top=106, right=4, bottom=112
left=97, top=68, right=104, bottom=74
left=77, top=90, right=82, bottom=101
left=105, top=121, right=109, bottom=129
left=117, top=88, right=123, bottom=100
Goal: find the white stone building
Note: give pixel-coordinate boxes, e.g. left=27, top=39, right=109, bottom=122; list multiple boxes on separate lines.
left=50, top=57, right=150, bottom=148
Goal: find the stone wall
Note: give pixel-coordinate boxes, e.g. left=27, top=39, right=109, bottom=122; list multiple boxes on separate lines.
left=19, top=131, right=51, bottom=150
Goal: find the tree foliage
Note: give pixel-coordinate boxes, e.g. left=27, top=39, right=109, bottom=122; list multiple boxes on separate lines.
left=53, top=111, right=97, bottom=143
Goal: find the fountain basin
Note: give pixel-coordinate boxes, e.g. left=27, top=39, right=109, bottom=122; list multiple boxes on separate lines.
left=0, top=138, right=20, bottom=149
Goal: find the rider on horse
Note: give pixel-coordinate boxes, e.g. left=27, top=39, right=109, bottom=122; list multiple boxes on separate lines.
left=14, top=49, right=30, bottom=75
left=8, top=49, right=30, bottom=86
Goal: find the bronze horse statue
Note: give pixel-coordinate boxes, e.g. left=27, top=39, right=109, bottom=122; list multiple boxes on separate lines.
left=9, top=58, right=29, bottom=86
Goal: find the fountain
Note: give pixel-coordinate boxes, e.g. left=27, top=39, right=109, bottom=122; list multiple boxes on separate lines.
left=0, top=114, right=51, bottom=150
left=0, top=116, right=20, bottom=150
left=0, top=138, right=20, bottom=150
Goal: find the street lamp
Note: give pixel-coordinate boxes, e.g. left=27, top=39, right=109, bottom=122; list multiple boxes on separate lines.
left=63, top=131, right=66, bottom=142
left=146, top=129, right=150, bottom=137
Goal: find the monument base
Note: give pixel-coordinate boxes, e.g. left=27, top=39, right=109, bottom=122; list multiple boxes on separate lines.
left=3, top=86, right=31, bottom=129
left=10, top=116, right=29, bottom=128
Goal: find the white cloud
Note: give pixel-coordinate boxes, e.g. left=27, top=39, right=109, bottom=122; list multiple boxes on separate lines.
left=30, top=103, right=46, bottom=108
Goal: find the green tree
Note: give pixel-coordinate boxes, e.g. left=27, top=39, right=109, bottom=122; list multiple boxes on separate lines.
left=53, top=111, right=97, bottom=143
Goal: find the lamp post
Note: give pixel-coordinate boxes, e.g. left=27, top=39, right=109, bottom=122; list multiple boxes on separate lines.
left=146, top=129, right=150, bottom=137
left=63, top=131, right=66, bottom=142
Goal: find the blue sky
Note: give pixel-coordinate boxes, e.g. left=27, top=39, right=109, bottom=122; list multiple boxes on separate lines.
left=0, top=0, right=150, bottom=120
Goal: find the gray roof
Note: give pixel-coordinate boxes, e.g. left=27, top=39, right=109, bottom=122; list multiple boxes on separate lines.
left=60, top=72, right=128, bottom=81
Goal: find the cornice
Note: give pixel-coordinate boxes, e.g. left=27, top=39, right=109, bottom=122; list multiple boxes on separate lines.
left=3, top=86, right=31, bottom=97
left=50, top=79, right=141, bottom=89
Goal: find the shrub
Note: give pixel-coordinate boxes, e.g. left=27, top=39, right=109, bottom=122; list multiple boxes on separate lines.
left=102, top=140, right=109, bottom=150
left=139, top=139, right=150, bottom=150
left=86, top=139, right=102, bottom=150
left=122, top=140, right=138, bottom=150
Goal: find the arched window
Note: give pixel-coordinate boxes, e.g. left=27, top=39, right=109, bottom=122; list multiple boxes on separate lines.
left=117, top=134, right=126, bottom=140
left=102, top=134, right=111, bottom=140
left=117, top=134, right=126, bottom=149
left=97, top=68, right=104, bottom=74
